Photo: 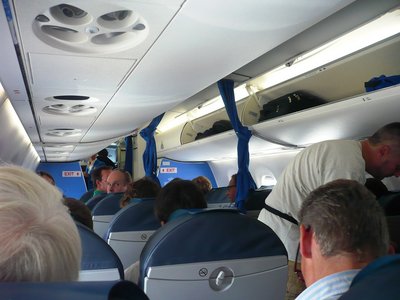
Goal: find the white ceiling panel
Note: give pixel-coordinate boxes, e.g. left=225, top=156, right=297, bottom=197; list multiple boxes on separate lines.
left=5, top=0, right=362, bottom=161
left=28, top=53, right=136, bottom=90
left=85, top=0, right=355, bottom=142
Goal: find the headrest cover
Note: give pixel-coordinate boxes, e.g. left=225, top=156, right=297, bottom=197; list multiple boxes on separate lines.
left=140, top=209, right=287, bottom=285
left=106, top=199, right=160, bottom=237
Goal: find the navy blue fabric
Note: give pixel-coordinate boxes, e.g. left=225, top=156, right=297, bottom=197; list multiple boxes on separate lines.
left=80, top=189, right=94, bottom=203
left=217, top=79, right=256, bottom=210
left=92, top=193, right=125, bottom=216
left=105, top=199, right=160, bottom=238
left=365, top=75, right=400, bottom=92
left=139, top=113, right=164, bottom=185
left=76, top=223, right=124, bottom=279
left=124, top=135, right=133, bottom=176
left=205, top=187, right=230, bottom=204
left=245, top=188, right=272, bottom=210
left=86, top=193, right=108, bottom=211
left=139, top=209, right=287, bottom=288
left=0, top=280, right=149, bottom=300
left=339, top=255, right=400, bottom=299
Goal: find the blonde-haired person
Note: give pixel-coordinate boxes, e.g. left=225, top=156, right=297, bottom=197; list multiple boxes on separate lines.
left=0, top=165, right=81, bottom=281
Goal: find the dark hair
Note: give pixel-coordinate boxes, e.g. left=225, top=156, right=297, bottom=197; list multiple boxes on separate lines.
left=154, top=180, right=207, bottom=223
left=192, top=176, right=212, bottom=195
left=120, top=177, right=161, bottom=207
left=368, top=122, right=400, bottom=148
left=91, top=165, right=113, bottom=186
left=63, top=198, right=93, bottom=229
left=37, top=171, right=55, bottom=185
left=299, top=179, right=389, bottom=260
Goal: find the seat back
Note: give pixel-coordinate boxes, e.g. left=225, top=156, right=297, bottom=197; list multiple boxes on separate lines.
left=205, top=187, right=231, bottom=208
left=77, top=223, right=124, bottom=281
left=106, top=199, right=161, bottom=269
left=0, top=280, right=149, bottom=300
left=387, top=215, right=400, bottom=253
left=86, top=193, right=108, bottom=210
left=80, top=189, right=94, bottom=203
left=339, top=255, right=400, bottom=300
left=140, top=209, right=288, bottom=300
left=245, top=188, right=272, bottom=218
left=92, top=193, right=124, bottom=237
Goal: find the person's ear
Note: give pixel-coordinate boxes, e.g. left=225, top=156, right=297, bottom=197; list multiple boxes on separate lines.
left=300, top=225, right=313, bottom=259
left=378, top=144, right=391, bottom=160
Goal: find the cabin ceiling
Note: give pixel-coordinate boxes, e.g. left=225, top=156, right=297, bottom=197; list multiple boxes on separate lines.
left=0, top=0, right=398, bottom=162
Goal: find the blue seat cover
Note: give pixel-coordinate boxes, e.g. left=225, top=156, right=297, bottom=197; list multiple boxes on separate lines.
left=139, top=208, right=287, bottom=288
left=77, top=223, right=124, bottom=279
left=0, top=280, right=149, bottom=300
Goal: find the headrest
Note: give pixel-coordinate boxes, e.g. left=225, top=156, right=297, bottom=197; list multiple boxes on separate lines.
left=92, top=193, right=125, bottom=215
left=86, top=193, right=108, bottom=211
left=245, top=188, right=272, bottom=210
left=0, top=280, right=149, bottom=300
left=205, top=187, right=230, bottom=204
left=77, top=223, right=124, bottom=278
left=140, top=209, right=287, bottom=286
left=106, top=199, right=160, bottom=236
left=339, top=255, right=400, bottom=299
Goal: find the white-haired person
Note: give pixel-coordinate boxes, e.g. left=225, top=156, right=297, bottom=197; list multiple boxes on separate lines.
left=0, top=165, right=81, bottom=281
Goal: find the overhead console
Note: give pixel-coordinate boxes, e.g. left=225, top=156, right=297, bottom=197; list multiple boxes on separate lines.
left=156, top=31, right=400, bottom=163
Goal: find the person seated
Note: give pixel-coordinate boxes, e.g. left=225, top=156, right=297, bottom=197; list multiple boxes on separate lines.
left=295, top=179, right=390, bottom=300
left=124, top=180, right=207, bottom=283
left=192, top=176, right=212, bottom=195
left=106, top=169, right=131, bottom=194
left=84, top=165, right=113, bottom=203
left=226, top=174, right=237, bottom=205
left=0, top=165, right=81, bottom=281
left=120, top=176, right=161, bottom=208
left=64, top=197, right=93, bottom=229
left=37, top=170, right=56, bottom=186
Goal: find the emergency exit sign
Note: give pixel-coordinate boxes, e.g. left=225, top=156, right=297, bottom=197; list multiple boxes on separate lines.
left=160, top=167, right=177, bottom=174
left=62, top=171, right=81, bottom=177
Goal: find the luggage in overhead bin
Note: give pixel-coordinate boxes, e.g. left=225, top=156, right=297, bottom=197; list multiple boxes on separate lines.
left=195, top=120, right=233, bottom=140
left=258, top=91, right=325, bottom=122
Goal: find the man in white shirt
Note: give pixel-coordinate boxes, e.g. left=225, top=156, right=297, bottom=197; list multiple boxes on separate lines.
left=257, top=122, right=400, bottom=298
left=295, top=179, right=390, bottom=300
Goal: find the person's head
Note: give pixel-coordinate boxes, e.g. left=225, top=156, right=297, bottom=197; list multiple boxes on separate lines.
left=192, top=176, right=212, bottom=195
left=364, top=122, right=400, bottom=179
left=299, top=179, right=389, bottom=287
left=91, top=165, right=113, bottom=192
left=37, top=170, right=55, bottom=186
left=64, top=197, right=93, bottom=229
left=120, top=177, right=161, bottom=207
left=154, top=180, right=207, bottom=224
left=226, top=174, right=237, bottom=203
left=97, top=148, right=108, bottom=158
left=106, top=169, right=131, bottom=193
left=0, top=165, right=81, bottom=281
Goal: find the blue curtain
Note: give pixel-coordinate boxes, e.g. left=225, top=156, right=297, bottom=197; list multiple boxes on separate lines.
left=139, top=113, right=164, bottom=185
left=124, top=135, right=133, bottom=175
left=218, top=79, right=256, bottom=210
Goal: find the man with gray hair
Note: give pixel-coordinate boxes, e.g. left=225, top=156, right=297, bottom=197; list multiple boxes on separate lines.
left=295, top=179, right=390, bottom=300
left=0, top=165, right=81, bottom=281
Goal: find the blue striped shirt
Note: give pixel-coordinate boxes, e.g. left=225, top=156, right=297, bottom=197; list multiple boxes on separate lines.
left=295, top=269, right=360, bottom=300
